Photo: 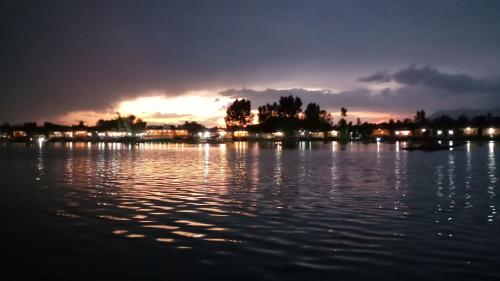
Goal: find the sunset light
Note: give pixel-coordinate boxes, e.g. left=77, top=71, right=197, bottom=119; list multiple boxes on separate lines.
left=117, top=94, right=233, bottom=125
left=2, top=1, right=500, bottom=280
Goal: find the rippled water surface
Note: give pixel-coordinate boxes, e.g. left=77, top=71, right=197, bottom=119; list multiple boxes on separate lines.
left=1, top=142, right=499, bottom=280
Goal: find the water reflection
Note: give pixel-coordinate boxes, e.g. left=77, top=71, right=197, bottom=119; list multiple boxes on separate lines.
left=487, top=142, right=497, bottom=222
left=2, top=142, right=500, bottom=280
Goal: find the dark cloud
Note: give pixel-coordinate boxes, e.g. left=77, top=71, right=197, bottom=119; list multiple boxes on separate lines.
left=1, top=1, right=500, bottom=123
left=361, top=65, right=500, bottom=94
left=221, top=67, right=500, bottom=114
left=358, top=71, right=391, bottom=84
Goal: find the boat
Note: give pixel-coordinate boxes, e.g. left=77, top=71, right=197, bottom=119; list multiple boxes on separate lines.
left=403, top=142, right=465, bottom=151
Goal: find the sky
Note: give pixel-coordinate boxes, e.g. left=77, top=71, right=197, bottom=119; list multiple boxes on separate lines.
left=1, top=0, right=500, bottom=126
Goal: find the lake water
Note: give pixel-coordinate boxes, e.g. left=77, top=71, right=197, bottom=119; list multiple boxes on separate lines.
left=1, top=141, right=499, bottom=280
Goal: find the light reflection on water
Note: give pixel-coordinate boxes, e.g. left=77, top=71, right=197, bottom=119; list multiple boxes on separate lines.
left=1, top=142, right=500, bottom=280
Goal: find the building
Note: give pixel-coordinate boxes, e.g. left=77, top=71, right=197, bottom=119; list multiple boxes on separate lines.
left=145, top=129, right=175, bottom=140
left=48, top=131, right=64, bottom=139
left=249, top=132, right=273, bottom=140
left=272, top=131, right=285, bottom=139
left=32, top=134, right=46, bottom=143
left=435, top=129, right=455, bottom=138
left=371, top=128, right=390, bottom=138
left=144, top=129, right=189, bottom=140
left=219, top=130, right=232, bottom=140
left=462, top=127, right=479, bottom=137
left=394, top=130, right=412, bottom=138
left=310, top=131, right=326, bottom=139
left=233, top=130, right=249, bottom=139
left=483, top=128, right=500, bottom=138
left=64, top=130, right=92, bottom=140
left=413, top=128, right=430, bottom=137
left=13, top=131, right=27, bottom=138
left=329, top=130, right=339, bottom=138
left=76, top=131, right=91, bottom=138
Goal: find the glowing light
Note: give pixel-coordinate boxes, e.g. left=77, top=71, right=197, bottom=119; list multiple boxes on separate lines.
left=395, top=130, right=411, bottom=136
left=107, top=131, right=127, bottom=138
left=273, top=132, right=284, bottom=137
left=376, top=137, right=381, bottom=142
left=437, top=130, right=443, bottom=135
left=116, top=94, right=232, bottom=126
left=448, top=130, right=454, bottom=135
left=37, top=137, right=45, bottom=146
left=233, top=131, right=248, bottom=138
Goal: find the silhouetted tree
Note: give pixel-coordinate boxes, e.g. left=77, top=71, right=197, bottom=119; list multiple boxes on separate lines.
left=341, top=107, right=347, bottom=117
left=131, top=118, right=147, bottom=133
left=456, top=115, right=469, bottom=127
left=23, top=122, right=38, bottom=133
left=225, top=99, right=254, bottom=129
left=278, top=95, right=302, bottom=119
left=414, top=110, right=426, bottom=124
left=182, top=121, right=206, bottom=134
left=303, top=103, right=332, bottom=131
left=304, top=103, right=321, bottom=122
left=257, top=103, right=278, bottom=124
left=338, top=107, right=349, bottom=142
left=0, top=123, right=11, bottom=134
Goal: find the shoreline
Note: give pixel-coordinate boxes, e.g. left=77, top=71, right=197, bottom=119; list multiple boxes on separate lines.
left=1, top=137, right=498, bottom=145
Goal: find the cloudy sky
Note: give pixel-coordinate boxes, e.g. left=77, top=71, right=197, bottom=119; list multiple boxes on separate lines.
left=1, top=0, right=500, bottom=125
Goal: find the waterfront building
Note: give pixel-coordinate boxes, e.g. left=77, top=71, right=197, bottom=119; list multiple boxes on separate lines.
left=310, top=131, right=326, bottom=139
left=394, top=130, right=412, bottom=138
left=48, top=131, right=64, bottom=139
left=435, top=129, right=454, bottom=138
left=13, top=131, right=27, bottom=138
left=272, top=131, right=285, bottom=139
left=371, top=128, right=390, bottom=138
left=483, top=127, right=500, bottom=138
left=414, top=128, right=430, bottom=137
left=462, top=127, right=479, bottom=137
left=329, top=130, right=339, bottom=138
left=248, top=132, right=273, bottom=140
left=233, top=130, right=249, bottom=139
left=144, top=129, right=189, bottom=140
left=74, top=131, right=91, bottom=138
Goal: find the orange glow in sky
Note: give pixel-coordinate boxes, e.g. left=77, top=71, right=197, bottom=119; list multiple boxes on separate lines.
left=53, top=92, right=410, bottom=127
left=117, top=94, right=233, bottom=125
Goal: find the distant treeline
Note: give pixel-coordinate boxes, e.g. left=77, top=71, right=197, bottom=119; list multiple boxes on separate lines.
left=2, top=95, right=500, bottom=137
left=225, top=96, right=336, bottom=134
left=224, top=96, right=500, bottom=137
left=0, top=114, right=207, bottom=135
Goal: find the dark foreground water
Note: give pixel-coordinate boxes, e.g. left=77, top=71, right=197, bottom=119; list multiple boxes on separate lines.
left=1, top=141, right=499, bottom=280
